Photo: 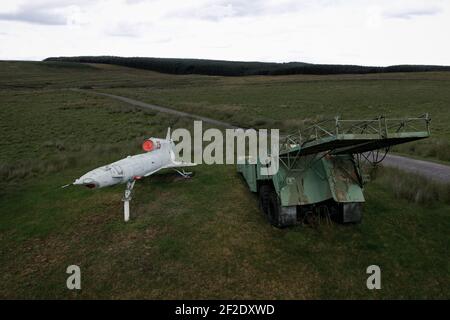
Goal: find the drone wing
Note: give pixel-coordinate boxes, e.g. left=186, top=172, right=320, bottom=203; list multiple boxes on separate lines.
left=163, top=160, right=197, bottom=169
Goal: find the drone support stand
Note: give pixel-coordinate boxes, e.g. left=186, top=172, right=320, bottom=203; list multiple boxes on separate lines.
left=173, top=169, right=193, bottom=178
left=122, top=180, right=136, bottom=222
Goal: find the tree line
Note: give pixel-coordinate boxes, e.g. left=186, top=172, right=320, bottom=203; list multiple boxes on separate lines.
left=44, top=56, right=450, bottom=76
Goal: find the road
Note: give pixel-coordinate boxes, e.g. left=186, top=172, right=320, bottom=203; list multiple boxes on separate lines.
left=381, top=154, right=450, bottom=183
left=74, top=89, right=450, bottom=184
left=74, top=89, right=240, bottom=129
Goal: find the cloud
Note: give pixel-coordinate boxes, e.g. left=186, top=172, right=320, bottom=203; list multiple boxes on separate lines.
left=167, top=0, right=306, bottom=21
left=108, top=21, right=152, bottom=38
left=0, top=0, right=449, bottom=65
left=384, top=6, right=442, bottom=19
left=0, top=0, right=95, bottom=25
left=126, top=0, right=149, bottom=4
left=0, top=7, right=67, bottom=25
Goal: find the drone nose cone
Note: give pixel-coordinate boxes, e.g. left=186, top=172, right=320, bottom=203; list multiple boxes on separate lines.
left=74, top=177, right=99, bottom=189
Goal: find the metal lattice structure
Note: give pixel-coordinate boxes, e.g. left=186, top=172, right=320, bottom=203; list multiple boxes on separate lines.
left=278, top=114, right=430, bottom=170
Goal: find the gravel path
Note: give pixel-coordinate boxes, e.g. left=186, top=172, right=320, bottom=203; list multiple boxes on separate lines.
left=382, top=154, right=450, bottom=183
left=74, top=89, right=240, bottom=129
left=74, top=89, right=450, bottom=184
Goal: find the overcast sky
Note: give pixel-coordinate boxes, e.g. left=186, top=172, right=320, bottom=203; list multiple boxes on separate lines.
left=0, top=0, right=449, bottom=66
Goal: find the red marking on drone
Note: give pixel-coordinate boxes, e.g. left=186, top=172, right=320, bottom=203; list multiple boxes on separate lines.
left=142, top=139, right=154, bottom=152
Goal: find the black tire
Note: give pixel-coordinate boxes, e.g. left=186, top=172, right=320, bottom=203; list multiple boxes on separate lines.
left=259, top=185, right=271, bottom=213
left=259, top=185, right=281, bottom=227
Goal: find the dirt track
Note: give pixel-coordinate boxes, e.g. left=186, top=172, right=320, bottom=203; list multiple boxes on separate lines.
left=77, top=90, right=240, bottom=129
left=382, top=154, right=450, bottom=183
left=74, top=89, right=450, bottom=184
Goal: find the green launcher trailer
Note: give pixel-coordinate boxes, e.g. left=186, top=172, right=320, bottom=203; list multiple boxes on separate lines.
left=237, top=115, right=430, bottom=227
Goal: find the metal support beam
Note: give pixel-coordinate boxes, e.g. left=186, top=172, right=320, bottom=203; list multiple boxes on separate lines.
left=122, top=180, right=136, bottom=222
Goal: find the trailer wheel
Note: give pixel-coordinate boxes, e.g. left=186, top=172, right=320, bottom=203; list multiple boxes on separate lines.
left=259, top=185, right=271, bottom=215
left=259, top=185, right=281, bottom=227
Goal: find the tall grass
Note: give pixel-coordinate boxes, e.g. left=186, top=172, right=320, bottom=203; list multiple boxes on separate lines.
left=373, top=166, right=450, bottom=205
left=0, top=140, right=143, bottom=183
left=394, top=138, right=450, bottom=163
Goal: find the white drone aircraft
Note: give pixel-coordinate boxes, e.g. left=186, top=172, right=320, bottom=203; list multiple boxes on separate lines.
left=65, top=128, right=196, bottom=222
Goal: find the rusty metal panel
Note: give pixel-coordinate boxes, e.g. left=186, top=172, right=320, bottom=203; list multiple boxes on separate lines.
left=277, top=154, right=364, bottom=206
left=323, top=155, right=365, bottom=203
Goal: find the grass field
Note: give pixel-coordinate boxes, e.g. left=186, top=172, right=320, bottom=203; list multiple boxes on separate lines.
left=100, top=70, right=450, bottom=162
left=3, top=60, right=449, bottom=162
left=0, top=61, right=449, bottom=299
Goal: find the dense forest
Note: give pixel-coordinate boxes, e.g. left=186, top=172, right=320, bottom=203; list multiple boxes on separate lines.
left=44, top=56, right=450, bottom=76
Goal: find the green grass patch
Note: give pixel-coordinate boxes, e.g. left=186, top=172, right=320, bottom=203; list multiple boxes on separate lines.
left=0, top=61, right=449, bottom=299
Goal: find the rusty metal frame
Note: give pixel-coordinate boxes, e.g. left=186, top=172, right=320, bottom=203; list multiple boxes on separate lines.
left=278, top=114, right=430, bottom=171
